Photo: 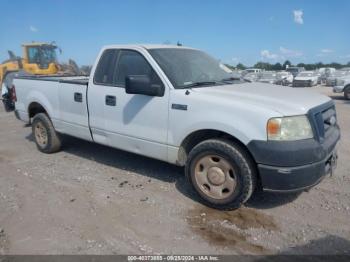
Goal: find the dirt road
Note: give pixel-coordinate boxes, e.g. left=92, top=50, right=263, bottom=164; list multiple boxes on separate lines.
left=0, top=86, right=349, bottom=255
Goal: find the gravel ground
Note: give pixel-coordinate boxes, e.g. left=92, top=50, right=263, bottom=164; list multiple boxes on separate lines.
left=0, top=85, right=349, bottom=255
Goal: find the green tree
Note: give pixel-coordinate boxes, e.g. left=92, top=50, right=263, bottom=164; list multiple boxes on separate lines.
left=328, top=62, right=342, bottom=69
left=283, top=60, right=292, bottom=69
left=224, top=64, right=235, bottom=70
left=314, top=62, right=324, bottom=69
left=254, top=62, right=273, bottom=70
left=272, top=62, right=283, bottom=71
left=236, top=63, right=247, bottom=70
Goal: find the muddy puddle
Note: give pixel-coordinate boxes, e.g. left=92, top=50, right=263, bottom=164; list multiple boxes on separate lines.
left=186, top=206, right=278, bottom=254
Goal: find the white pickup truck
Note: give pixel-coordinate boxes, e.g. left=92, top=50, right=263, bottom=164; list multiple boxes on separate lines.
left=12, top=45, right=340, bottom=209
left=333, top=76, right=350, bottom=100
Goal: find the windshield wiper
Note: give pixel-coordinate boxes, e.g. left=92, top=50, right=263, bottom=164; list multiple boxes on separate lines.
left=221, top=76, right=250, bottom=84
left=221, top=77, right=241, bottom=81
left=178, top=81, right=219, bottom=89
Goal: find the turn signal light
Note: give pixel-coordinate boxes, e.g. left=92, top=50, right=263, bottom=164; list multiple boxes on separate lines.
left=267, top=118, right=281, bottom=138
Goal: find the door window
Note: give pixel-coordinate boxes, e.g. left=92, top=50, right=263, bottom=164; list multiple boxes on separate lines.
left=114, top=50, right=161, bottom=87
left=94, top=49, right=119, bottom=85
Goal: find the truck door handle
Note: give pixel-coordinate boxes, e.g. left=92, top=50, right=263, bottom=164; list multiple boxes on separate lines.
left=74, top=92, right=83, bottom=102
left=105, top=95, right=116, bottom=106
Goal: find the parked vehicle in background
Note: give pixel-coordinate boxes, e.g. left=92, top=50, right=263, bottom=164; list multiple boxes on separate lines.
left=243, top=72, right=260, bottom=82
left=242, top=68, right=262, bottom=76
left=256, top=71, right=278, bottom=84
left=12, top=44, right=340, bottom=209
left=333, top=75, right=350, bottom=100
left=326, top=70, right=350, bottom=87
left=286, top=66, right=305, bottom=77
left=318, top=67, right=336, bottom=84
left=315, top=71, right=323, bottom=85
left=293, top=71, right=318, bottom=87
left=318, top=67, right=336, bottom=74
left=229, top=70, right=242, bottom=79
left=276, top=71, right=294, bottom=86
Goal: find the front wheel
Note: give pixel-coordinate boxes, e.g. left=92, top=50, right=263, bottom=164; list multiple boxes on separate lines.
left=32, top=113, right=62, bottom=153
left=185, top=139, right=257, bottom=210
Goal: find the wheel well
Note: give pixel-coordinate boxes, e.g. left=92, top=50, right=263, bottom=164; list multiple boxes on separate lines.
left=28, top=102, right=47, bottom=119
left=178, top=129, right=254, bottom=166
left=178, top=129, right=262, bottom=190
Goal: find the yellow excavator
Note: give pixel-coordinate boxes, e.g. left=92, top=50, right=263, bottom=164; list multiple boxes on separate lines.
left=0, top=42, right=59, bottom=84
left=0, top=42, right=59, bottom=85
left=1, top=42, right=88, bottom=111
left=0, top=42, right=60, bottom=111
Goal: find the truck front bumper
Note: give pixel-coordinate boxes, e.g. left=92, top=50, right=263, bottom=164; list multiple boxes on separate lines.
left=247, top=126, right=340, bottom=192
left=257, top=150, right=337, bottom=192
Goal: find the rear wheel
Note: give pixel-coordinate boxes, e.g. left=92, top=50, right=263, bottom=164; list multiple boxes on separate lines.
left=185, top=139, right=257, bottom=210
left=32, top=113, right=61, bottom=153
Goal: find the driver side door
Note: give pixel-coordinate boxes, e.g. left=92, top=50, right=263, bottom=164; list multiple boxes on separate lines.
left=88, top=49, right=169, bottom=162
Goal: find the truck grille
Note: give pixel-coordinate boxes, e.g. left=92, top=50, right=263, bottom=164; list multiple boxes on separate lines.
left=293, top=80, right=311, bottom=87
left=309, top=102, right=337, bottom=141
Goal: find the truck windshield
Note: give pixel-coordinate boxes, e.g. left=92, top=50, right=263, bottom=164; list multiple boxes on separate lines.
left=149, top=48, right=233, bottom=89
left=286, top=68, right=298, bottom=73
left=298, top=72, right=314, bottom=77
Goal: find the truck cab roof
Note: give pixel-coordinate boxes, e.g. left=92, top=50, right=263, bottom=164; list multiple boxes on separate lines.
left=101, top=44, right=196, bottom=51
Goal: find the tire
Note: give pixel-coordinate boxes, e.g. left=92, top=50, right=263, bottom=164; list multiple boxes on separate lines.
left=32, top=113, right=61, bottom=153
left=185, top=139, right=257, bottom=210
left=344, top=86, right=350, bottom=100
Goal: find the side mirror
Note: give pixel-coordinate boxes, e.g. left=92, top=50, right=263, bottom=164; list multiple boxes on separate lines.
left=125, top=75, right=164, bottom=97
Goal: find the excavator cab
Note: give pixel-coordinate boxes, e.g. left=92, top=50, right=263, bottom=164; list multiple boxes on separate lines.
left=1, top=42, right=60, bottom=112
left=22, top=43, right=59, bottom=75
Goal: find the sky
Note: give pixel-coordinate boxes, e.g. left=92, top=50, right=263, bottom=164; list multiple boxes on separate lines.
left=0, top=0, right=349, bottom=66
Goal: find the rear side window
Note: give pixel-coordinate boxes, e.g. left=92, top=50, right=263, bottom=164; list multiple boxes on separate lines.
left=114, top=50, right=161, bottom=87
left=94, top=49, right=119, bottom=85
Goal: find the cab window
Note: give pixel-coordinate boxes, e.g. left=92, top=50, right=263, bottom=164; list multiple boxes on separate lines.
left=114, top=50, right=162, bottom=87
left=94, top=49, right=119, bottom=85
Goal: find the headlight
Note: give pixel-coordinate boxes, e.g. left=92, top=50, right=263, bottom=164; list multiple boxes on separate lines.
left=267, top=115, right=313, bottom=141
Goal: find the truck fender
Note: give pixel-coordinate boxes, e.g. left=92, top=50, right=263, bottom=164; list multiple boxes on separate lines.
left=26, top=91, right=54, bottom=120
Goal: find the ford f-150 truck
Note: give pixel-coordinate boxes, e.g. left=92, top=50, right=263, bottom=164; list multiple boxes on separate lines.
left=13, top=45, right=340, bottom=209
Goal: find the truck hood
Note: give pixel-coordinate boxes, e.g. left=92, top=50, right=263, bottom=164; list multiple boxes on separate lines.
left=190, top=82, right=330, bottom=115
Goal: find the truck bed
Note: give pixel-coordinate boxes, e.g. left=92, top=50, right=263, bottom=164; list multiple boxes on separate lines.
left=14, top=74, right=92, bottom=141
left=16, top=75, right=89, bottom=85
